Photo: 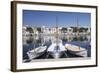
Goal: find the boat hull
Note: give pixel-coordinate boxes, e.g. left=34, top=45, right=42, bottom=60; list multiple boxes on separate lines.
left=47, top=39, right=67, bottom=58
left=48, top=51, right=64, bottom=59
left=65, top=44, right=87, bottom=57
left=27, top=46, right=47, bottom=60
left=67, top=50, right=87, bottom=57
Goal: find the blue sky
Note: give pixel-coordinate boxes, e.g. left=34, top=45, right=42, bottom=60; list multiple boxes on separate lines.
left=23, top=10, right=91, bottom=27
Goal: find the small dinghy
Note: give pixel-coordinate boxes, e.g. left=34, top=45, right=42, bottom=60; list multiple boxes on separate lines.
left=27, top=46, right=47, bottom=60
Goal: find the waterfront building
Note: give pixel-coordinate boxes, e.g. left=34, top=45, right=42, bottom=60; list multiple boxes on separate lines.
left=22, top=26, right=30, bottom=36
left=87, top=27, right=91, bottom=34
left=32, top=27, right=39, bottom=35
left=41, top=26, right=57, bottom=34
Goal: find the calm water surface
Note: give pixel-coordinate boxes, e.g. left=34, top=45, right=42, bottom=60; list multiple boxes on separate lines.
left=23, top=34, right=91, bottom=61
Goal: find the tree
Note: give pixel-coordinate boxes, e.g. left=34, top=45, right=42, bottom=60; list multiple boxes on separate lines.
left=26, top=27, right=33, bottom=33
left=37, top=27, right=41, bottom=33
left=70, top=27, right=77, bottom=32
left=79, top=27, right=88, bottom=32
left=61, top=27, right=67, bottom=33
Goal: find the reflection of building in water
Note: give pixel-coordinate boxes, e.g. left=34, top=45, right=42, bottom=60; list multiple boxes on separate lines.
left=23, top=37, right=27, bottom=45
left=42, top=35, right=55, bottom=42
left=67, top=35, right=73, bottom=42
left=67, top=27, right=73, bottom=34
left=86, top=35, right=91, bottom=42
left=23, top=36, right=33, bottom=45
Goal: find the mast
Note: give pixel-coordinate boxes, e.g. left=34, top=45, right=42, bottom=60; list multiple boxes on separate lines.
left=76, top=17, right=80, bottom=50
left=76, top=17, right=79, bottom=36
left=56, top=16, right=59, bottom=45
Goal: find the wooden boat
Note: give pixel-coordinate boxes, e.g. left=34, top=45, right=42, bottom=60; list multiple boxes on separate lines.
left=65, top=44, right=87, bottom=57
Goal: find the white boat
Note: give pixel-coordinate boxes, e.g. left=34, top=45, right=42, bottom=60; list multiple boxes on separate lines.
left=27, top=46, right=47, bottom=60
left=47, top=39, right=67, bottom=58
left=47, top=17, right=67, bottom=59
left=65, top=44, right=87, bottom=57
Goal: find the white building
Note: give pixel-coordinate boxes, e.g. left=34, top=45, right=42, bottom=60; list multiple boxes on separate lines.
left=32, top=27, right=39, bottom=35
left=41, top=26, right=62, bottom=34
left=22, top=26, right=32, bottom=36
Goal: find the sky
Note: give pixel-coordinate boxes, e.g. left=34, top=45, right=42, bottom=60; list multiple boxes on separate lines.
left=23, top=10, right=91, bottom=28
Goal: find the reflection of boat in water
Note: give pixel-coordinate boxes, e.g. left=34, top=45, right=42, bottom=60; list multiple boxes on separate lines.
left=47, top=39, right=67, bottom=59
left=65, top=44, right=87, bottom=57
left=27, top=46, right=47, bottom=60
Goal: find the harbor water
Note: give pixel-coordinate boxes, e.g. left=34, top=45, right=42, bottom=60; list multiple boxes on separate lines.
left=23, top=34, right=91, bottom=61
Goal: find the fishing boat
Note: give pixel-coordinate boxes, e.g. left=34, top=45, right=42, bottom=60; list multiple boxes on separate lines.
left=47, top=17, right=67, bottom=59
left=47, top=39, right=67, bottom=58
left=27, top=45, right=47, bottom=60
left=65, top=44, right=87, bottom=57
